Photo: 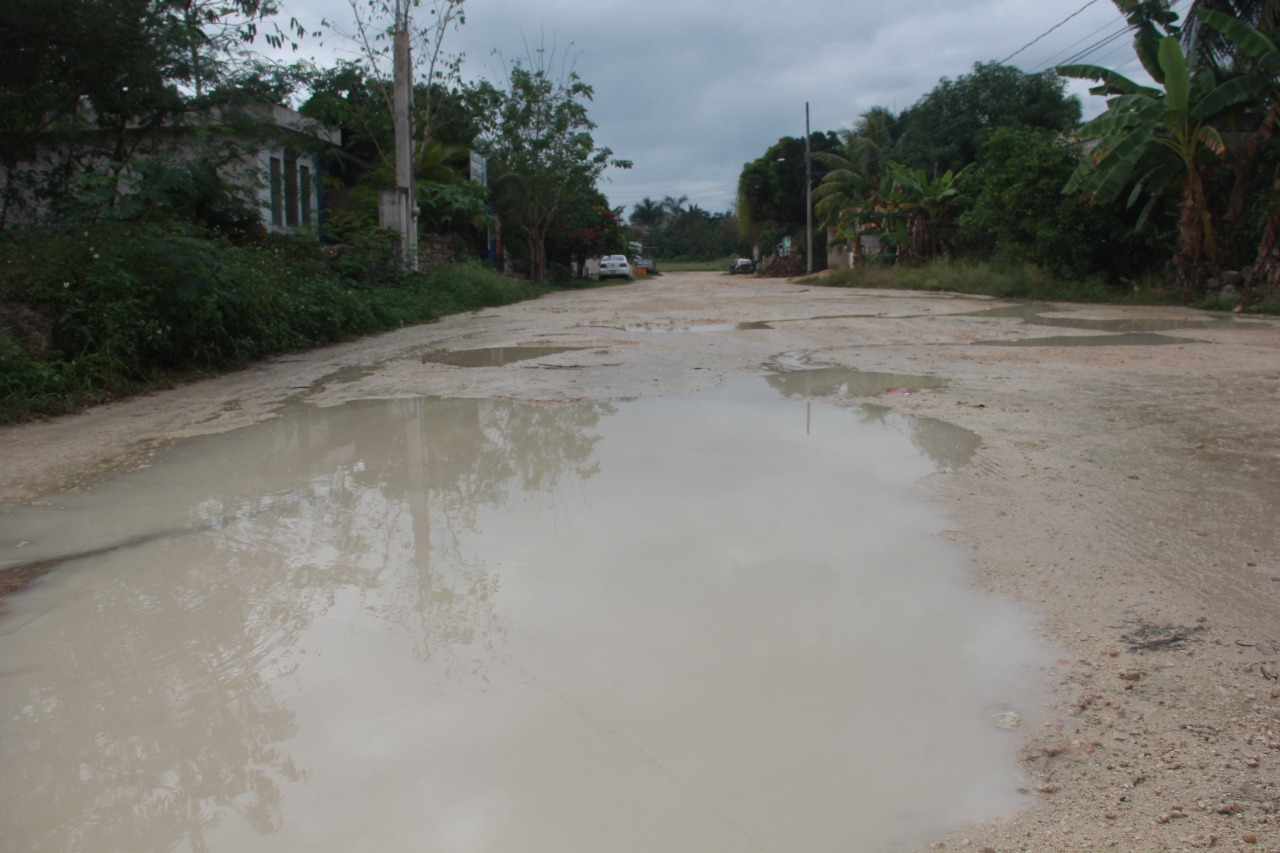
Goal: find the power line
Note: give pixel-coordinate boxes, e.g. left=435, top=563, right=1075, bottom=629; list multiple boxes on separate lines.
left=1000, top=0, right=1104, bottom=65
left=1051, top=23, right=1133, bottom=68
left=1033, top=17, right=1130, bottom=69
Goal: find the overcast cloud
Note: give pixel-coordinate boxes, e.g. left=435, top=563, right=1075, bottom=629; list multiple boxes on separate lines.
left=279, top=0, right=1194, bottom=215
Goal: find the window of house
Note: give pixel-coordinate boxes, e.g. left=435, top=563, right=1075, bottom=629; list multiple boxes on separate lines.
left=284, top=150, right=299, bottom=228
left=269, top=156, right=283, bottom=227
left=299, top=166, right=311, bottom=227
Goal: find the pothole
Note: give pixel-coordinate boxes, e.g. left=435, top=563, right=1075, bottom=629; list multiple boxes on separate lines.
left=420, top=346, right=588, bottom=366
left=765, top=366, right=948, bottom=397
left=974, top=332, right=1198, bottom=347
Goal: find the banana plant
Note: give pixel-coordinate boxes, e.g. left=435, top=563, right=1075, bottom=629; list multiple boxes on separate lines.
left=881, top=162, right=974, bottom=263
left=1059, top=34, right=1268, bottom=298
left=1194, top=8, right=1280, bottom=303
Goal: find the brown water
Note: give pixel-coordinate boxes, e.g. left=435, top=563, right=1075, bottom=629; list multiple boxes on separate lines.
left=623, top=321, right=773, bottom=332
left=421, top=346, right=587, bottom=366
left=961, top=302, right=1269, bottom=333
left=975, top=332, right=1196, bottom=347
left=766, top=366, right=948, bottom=397
left=0, top=379, right=1048, bottom=853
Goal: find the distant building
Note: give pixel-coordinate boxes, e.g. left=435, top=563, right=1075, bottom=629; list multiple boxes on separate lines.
left=0, top=103, right=340, bottom=234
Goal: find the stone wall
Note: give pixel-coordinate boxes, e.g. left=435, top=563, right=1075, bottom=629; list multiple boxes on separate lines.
left=417, top=232, right=473, bottom=275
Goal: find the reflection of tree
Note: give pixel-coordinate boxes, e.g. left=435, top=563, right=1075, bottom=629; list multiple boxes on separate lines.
left=765, top=367, right=945, bottom=399
left=2, top=397, right=611, bottom=851
left=6, top=537, right=305, bottom=852
left=858, top=405, right=981, bottom=471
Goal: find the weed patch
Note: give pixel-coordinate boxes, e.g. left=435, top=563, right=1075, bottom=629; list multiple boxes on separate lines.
left=0, top=224, right=535, bottom=423
left=808, top=259, right=1182, bottom=304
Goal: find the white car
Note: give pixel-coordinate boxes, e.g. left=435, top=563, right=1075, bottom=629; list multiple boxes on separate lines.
left=598, top=255, right=633, bottom=280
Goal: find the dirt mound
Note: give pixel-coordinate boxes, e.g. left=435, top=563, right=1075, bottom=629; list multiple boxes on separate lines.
left=759, top=255, right=805, bottom=278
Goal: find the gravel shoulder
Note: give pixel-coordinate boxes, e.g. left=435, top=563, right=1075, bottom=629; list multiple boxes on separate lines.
left=3, top=271, right=1278, bottom=851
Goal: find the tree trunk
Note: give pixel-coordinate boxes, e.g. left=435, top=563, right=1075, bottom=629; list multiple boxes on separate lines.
left=1238, top=165, right=1280, bottom=309
left=1175, top=174, right=1213, bottom=302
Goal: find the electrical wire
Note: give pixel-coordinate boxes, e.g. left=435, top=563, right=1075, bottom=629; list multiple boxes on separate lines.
left=1000, top=0, right=1104, bottom=64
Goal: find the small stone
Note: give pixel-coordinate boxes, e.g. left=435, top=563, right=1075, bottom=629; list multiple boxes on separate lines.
left=993, top=711, right=1021, bottom=730
left=1242, top=831, right=1257, bottom=843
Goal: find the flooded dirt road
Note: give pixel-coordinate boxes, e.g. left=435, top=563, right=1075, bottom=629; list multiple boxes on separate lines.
left=2, top=272, right=1279, bottom=852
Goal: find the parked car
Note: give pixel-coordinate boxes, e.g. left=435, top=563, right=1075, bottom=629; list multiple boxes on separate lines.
left=598, top=255, right=633, bottom=280
left=634, top=257, right=657, bottom=275
left=729, top=258, right=754, bottom=275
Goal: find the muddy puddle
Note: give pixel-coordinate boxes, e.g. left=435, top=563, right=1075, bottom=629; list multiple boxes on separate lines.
left=421, top=346, right=587, bottom=366
left=0, top=379, right=1048, bottom=853
left=624, top=321, right=772, bottom=332
left=975, top=332, right=1196, bottom=347
left=961, top=302, right=1269, bottom=333
left=766, top=365, right=948, bottom=397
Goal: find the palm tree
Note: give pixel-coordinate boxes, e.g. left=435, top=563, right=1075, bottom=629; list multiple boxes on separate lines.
left=659, top=195, right=688, bottom=221
left=629, top=197, right=663, bottom=228
left=812, top=109, right=900, bottom=262
left=1185, top=0, right=1280, bottom=64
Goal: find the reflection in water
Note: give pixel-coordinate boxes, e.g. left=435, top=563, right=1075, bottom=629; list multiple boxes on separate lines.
left=766, top=366, right=947, bottom=397
left=623, top=321, right=773, bottom=332
left=975, top=332, right=1194, bottom=347
left=860, top=404, right=983, bottom=470
left=960, top=302, right=1268, bottom=332
left=0, top=398, right=610, bottom=853
left=420, top=346, right=587, bottom=366
left=0, top=382, right=1044, bottom=853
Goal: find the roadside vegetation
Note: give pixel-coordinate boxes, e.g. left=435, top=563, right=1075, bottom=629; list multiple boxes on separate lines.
left=729, top=0, right=1280, bottom=312
left=0, top=224, right=529, bottom=423
left=810, top=259, right=1177, bottom=304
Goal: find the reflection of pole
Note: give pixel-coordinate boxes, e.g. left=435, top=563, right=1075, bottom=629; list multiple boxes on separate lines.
left=407, top=399, right=432, bottom=571
left=393, top=27, right=418, bottom=270
left=805, top=102, right=813, bottom=276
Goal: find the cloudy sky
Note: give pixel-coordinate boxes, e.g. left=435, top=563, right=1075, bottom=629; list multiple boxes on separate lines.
left=276, top=0, right=1194, bottom=216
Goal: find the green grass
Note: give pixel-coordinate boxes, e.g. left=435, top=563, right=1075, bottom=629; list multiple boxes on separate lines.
left=805, top=258, right=1184, bottom=304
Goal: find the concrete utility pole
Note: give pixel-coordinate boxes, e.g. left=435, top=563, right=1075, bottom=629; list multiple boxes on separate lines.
left=392, top=2, right=417, bottom=269
left=805, top=102, right=813, bottom=276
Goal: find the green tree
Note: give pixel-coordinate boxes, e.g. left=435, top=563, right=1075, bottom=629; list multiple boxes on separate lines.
left=476, top=56, right=629, bottom=282
left=1059, top=32, right=1269, bottom=296
left=965, top=126, right=1157, bottom=278
left=546, top=190, right=626, bottom=278
left=894, top=62, right=1082, bottom=175
left=0, top=0, right=303, bottom=228
left=737, top=132, right=839, bottom=253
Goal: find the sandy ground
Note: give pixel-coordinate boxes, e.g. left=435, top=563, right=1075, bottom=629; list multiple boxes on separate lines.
left=2, top=271, right=1279, bottom=852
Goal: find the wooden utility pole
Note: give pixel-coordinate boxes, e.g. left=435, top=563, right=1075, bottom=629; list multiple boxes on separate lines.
left=392, top=2, right=417, bottom=269
left=805, top=102, right=813, bottom=276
